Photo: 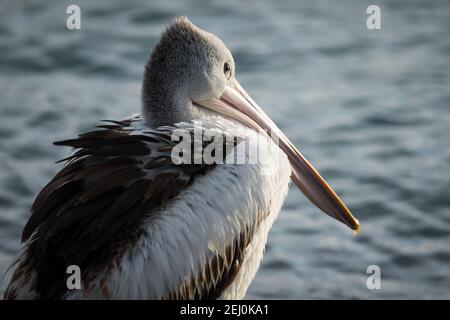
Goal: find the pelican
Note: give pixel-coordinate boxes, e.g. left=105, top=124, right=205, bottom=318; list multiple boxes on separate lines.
left=4, top=17, right=359, bottom=300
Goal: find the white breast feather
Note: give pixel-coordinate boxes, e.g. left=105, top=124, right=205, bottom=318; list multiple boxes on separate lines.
left=65, top=117, right=292, bottom=300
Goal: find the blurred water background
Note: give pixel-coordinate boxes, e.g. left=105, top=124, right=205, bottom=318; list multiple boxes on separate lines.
left=0, top=0, right=449, bottom=299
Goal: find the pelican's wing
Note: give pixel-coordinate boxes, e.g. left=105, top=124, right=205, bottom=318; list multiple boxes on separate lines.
left=4, top=117, right=242, bottom=300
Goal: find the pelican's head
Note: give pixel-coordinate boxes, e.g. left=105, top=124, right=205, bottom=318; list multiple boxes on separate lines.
left=142, top=17, right=360, bottom=232
left=142, top=16, right=235, bottom=126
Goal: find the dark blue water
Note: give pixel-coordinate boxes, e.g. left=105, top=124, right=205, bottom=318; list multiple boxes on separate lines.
left=1, top=0, right=449, bottom=299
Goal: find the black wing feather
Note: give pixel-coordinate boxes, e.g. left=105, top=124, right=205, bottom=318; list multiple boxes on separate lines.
left=6, top=117, right=243, bottom=300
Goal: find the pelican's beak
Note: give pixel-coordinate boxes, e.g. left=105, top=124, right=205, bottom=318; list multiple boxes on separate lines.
left=197, top=79, right=360, bottom=233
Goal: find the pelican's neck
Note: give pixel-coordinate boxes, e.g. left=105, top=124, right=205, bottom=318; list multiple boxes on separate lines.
left=141, top=66, right=193, bottom=128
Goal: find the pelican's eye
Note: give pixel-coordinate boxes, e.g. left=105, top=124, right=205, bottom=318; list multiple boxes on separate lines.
left=223, top=62, right=231, bottom=79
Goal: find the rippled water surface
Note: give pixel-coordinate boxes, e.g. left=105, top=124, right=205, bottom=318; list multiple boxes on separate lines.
left=1, top=0, right=449, bottom=299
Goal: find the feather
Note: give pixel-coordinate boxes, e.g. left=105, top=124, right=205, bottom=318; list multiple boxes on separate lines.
left=7, top=116, right=239, bottom=300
